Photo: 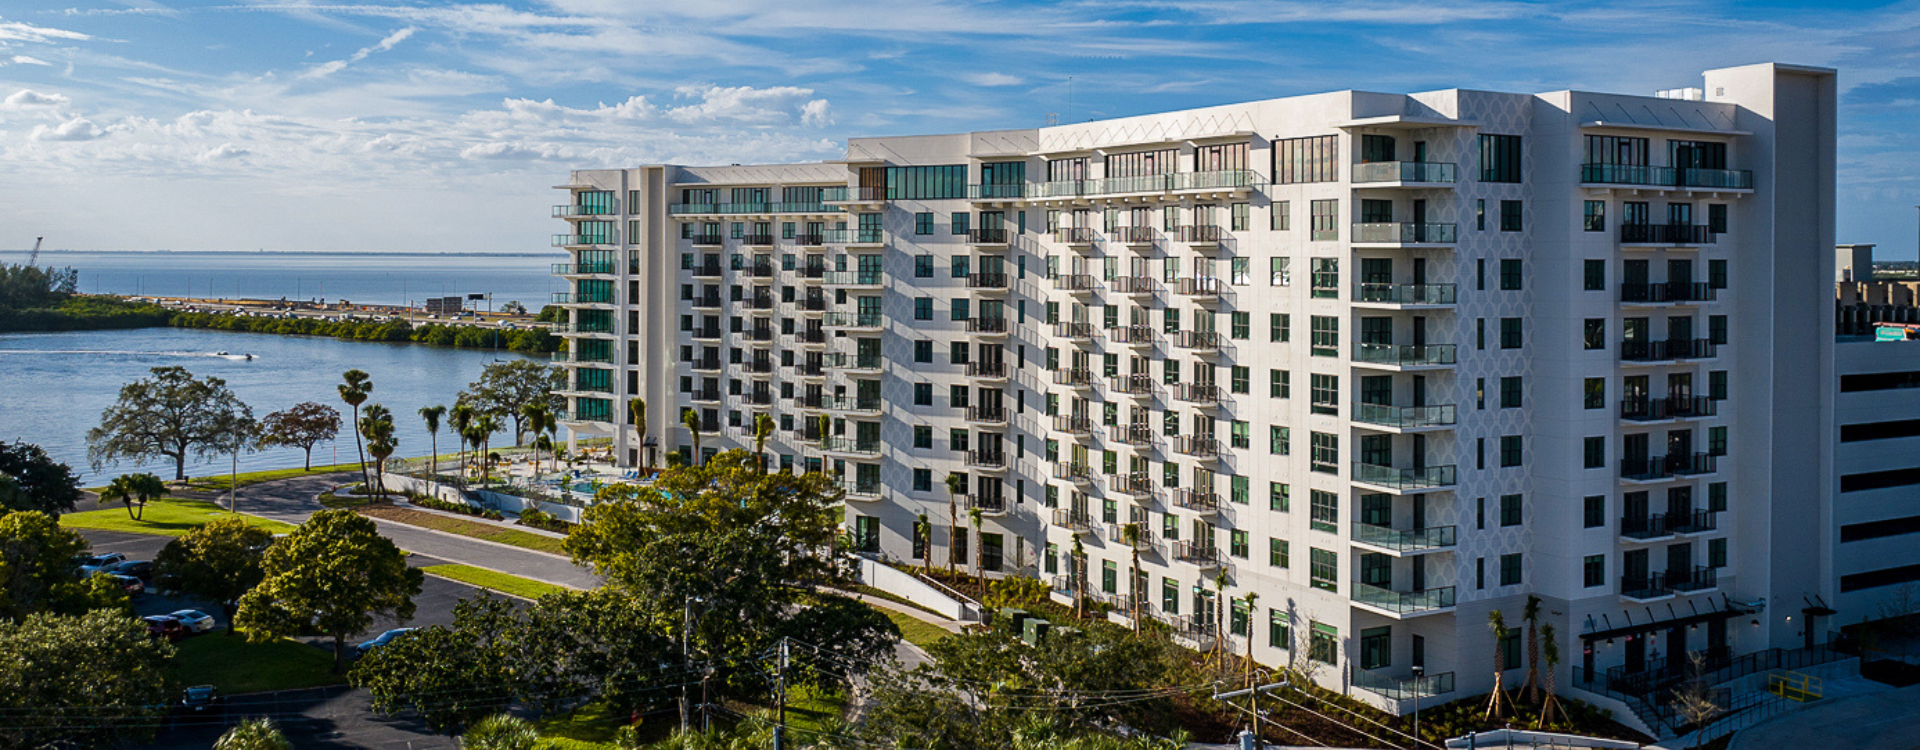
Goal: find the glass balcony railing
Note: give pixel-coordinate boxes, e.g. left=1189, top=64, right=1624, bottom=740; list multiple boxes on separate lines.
left=1352, top=582, right=1456, bottom=614
left=1619, top=452, right=1717, bottom=481
left=1352, top=161, right=1458, bottom=184
left=966, top=183, right=1026, bottom=200
left=1352, top=222, right=1457, bottom=244
left=1352, top=524, right=1457, bottom=552
left=821, top=271, right=883, bottom=286
left=551, top=262, right=616, bottom=275
left=1619, top=395, right=1718, bottom=421
left=1352, top=403, right=1456, bottom=429
left=1352, top=669, right=1456, bottom=700
left=1352, top=463, right=1457, bottom=490
left=1170, top=169, right=1262, bottom=190
left=552, top=204, right=614, bottom=217
left=822, top=312, right=882, bottom=328
left=820, top=436, right=881, bottom=455
left=1582, top=164, right=1753, bottom=190
left=551, top=234, right=613, bottom=247
left=821, top=186, right=886, bottom=203
left=1353, top=343, right=1457, bottom=367
left=821, top=228, right=884, bottom=245
left=1354, top=283, right=1456, bottom=305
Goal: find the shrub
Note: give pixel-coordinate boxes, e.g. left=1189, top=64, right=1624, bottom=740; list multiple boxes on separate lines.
left=515, top=508, right=571, bottom=533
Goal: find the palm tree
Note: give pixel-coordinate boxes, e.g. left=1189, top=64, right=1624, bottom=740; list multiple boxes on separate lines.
left=1538, top=623, right=1565, bottom=728
left=1522, top=594, right=1543, bottom=704
left=1241, top=591, right=1260, bottom=683
left=99, top=472, right=167, bottom=520
left=461, top=713, right=540, bottom=750
left=628, top=397, right=648, bottom=472
left=968, top=506, right=986, bottom=594
left=1486, top=609, right=1513, bottom=720
left=753, top=413, right=774, bottom=471
left=471, top=413, right=500, bottom=484
left=682, top=408, right=702, bottom=465
left=337, top=369, right=372, bottom=488
left=520, top=401, right=554, bottom=474
left=360, top=403, right=396, bottom=496
left=944, top=472, right=967, bottom=574
left=449, top=403, right=475, bottom=480
left=1213, top=570, right=1230, bottom=668
left=1121, top=522, right=1144, bottom=630
left=215, top=717, right=292, bottom=750
left=914, top=513, right=931, bottom=574
left=418, top=405, right=446, bottom=477
left=1070, top=535, right=1087, bottom=620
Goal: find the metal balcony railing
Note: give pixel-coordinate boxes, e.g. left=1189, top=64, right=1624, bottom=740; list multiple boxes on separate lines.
left=1352, top=582, right=1456, bottom=614
left=1173, top=383, right=1220, bottom=404
left=1353, top=343, right=1457, bottom=367
left=821, top=229, right=884, bottom=245
left=1052, top=367, right=1096, bottom=387
left=1053, top=462, right=1092, bottom=482
left=1353, top=524, right=1457, bottom=552
left=1669, top=509, right=1718, bottom=534
left=1112, top=226, right=1155, bottom=244
left=553, top=203, right=615, bottom=217
left=967, top=317, right=1009, bottom=334
left=689, top=294, right=722, bottom=309
left=1173, top=488, right=1217, bottom=511
left=688, top=326, right=722, bottom=340
left=821, top=435, right=881, bottom=455
left=1110, top=373, right=1156, bottom=395
left=967, top=449, right=1007, bottom=468
left=1174, top=330, right=1221, bottom=351
left=961, top=493, right=1009, bottom=514
left=1175, top=277, right=1221, bottom=297
left=1108, top=324, right=1155, bottom=346
left=687, top=388, right=721, bottom=403
left=822, top=312, right=882, bottom=328
left=1620, top=223, right=1717, bottom=245
left=742, top=234, right=775, bottom=246
left=967, top=361, right=1007, bottom=379
left=968, top=228, right=1009, bottom=245
left=1054, top=322, right=1097, bottom=340
left=1051, top=509, right=1094, bottom=532
left=1620, top=513, right=1672, bottom=540
left=1172, top=541, right=1220, bottom=565
left=968, top=404, right=1009, bottom=424
left=1619, top=396, right=1718, bottom=421
left=1352, top=463, right=1458, bottom=490
left=1620, top=282, right=1717, bottom=304
left=1053, top=227, right=1098, bottom=244
left=688, top=356, right=721, bottom=372
left=1110, top=472, right=1153, bottom=497
left=1620, top=338, right=1717, bottom=362
left=1354, top=283, right=1457, bottom=305
left=690, top=233, right=725, bottom=246
left=1351, top=222, right=1458, bottom=244
left=1352, top=403, right=1456, bottom=429
left=1351, top=161, right=1458, bottom=184
left=690, top=262, right=723, bottom=277
left=1052, top=416, right=1093, bottom=435
left=1173, top=435, right=1219, bottom=457
left=1051, top=273, right=1098, bottom=292
left=968, top=272, right=1009, bottom=290
left=1619, top=452, right=1717, bottom=480
left=1177, top=225, right=1222, bottom=244
left=1109, top=424, right=1154, bottom=446
left=1110, top=276, right=1156, bottom=294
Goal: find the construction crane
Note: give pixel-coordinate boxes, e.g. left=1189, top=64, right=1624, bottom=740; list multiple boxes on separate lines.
left=28, top=237, right=42, bottom=265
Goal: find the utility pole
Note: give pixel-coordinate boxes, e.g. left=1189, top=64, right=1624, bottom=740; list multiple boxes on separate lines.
left=679, top=599, right=691, bottom=733
left=774, top=637, right=789, bottom=750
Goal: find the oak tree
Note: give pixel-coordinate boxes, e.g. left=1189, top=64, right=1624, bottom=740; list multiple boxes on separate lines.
left=259, top=401, right=342, bottom=471
left=235, top=509, right=423, bottom=672
left=0, top=610, right=175, bottom=750
left=86, top=366, right=254, bottom=481
left=459, top=359, right=563, bottom=445
left=0, top=441, right=82, bottom=516
left=0, top=510, right=125, bottom=620
left=153, top=516, right=273, bottom=633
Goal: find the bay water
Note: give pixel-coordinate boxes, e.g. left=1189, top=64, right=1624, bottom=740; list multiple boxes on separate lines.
left=0, top=250, right=558, bottom=310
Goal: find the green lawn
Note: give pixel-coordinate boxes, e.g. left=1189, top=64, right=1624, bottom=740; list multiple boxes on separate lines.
left=170, top=632, right=346, bottom=694
left=785, top=684, right=849, bottom=736
left=422, top=564, right=574, bottom=599
left=181, top=461, right=367, bottom=492
left=61, top=499, right=297, bottom=537
left=356, top=505, right=568, bottom=555
left=535, top=702, right=623, bottom=749
left=881, top=609, right=954, bottom=650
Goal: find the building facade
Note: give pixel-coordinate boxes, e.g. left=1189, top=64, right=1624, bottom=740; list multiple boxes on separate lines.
left=549, top=62, right=1836, bottom=719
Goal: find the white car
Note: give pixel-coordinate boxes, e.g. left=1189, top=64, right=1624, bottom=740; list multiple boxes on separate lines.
left=170, top=610, right=217, bottom=634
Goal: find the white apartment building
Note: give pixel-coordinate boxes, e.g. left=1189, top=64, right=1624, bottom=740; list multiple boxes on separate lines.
left=548, top=62, right=1837, bottom=727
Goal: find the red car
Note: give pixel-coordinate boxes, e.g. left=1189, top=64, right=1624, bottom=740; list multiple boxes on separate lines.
left=142, top=615, right=186, bottom=642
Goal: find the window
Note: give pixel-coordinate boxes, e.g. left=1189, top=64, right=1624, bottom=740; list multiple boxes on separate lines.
left=1270, top=257, right=1291, bottom=286
left=1162, top=578, right=1179, bottom=615
left=951, top=212, right=970, bottom=235
left=1500, top=318, right=1523, bottom=349
left=914, top=340, right=933, bottom=363
left=1230, top=530, right=1249, bottom=558
left=1499, top=493, right=1522, bottom=526
left=1275, top=135, right=1338, bottom=184
left=1709, top=538, right=1728, bottom=568
left=1309, top=622, right=1338, bottom=664
left=913, top=425, right=933, bottom=449
left=914, top=255, right=934, bottom=278
left=1231, top=312, right=1250, bottom=340
left=1476, top=199, right=1486, bottom=231
left=1478, top=133, right=1522, bottom=183
left=951, top=256, right=970, bottom=279
left=1270, top=482, right=1290, bottom=511
left=1310, top=258, right=1338, bottom=298
left=885, top=165, right=967, bottom=199
left=1309, top=549, right=1338, bottom=593
left=1360, top=627, right=1392, bottom=670
left=1499, top=553, right=1523, bottom=586
left=1583, top=495, right=1605, bottom=528
left=1102, top=561, right=1117, bottom=594
left=1476, top=318, right=1485, bottom=349
left=951, top=299, right=970, bottom=321
left=1310, top=316, right=1339, bottom=357
left=1230, top=421, right=1250, bottom=449
left=1709, top=259, right=1728, bottom=289
left=914, top=298, right=933, bottom=320
left=1310, top=490, right=1338, bottom=533
left=1584, top=319, right=1606, bottom=350
left=1584, top=378, right=1606, bottom=409
left=1310, top=432, right=1338, bottom=474
left=1584, top=200, right=1605, bottom=231
left=1230, top=599, right=1250, bottom=637
left=914, top=383, right=933, bottom=406
left=1501, top=376, right=1523, bottom=408
left=1497, top=259, right=1522, bottom=290
left=914, top=212, right=933, bottom=235
left=1584, top=437, right=1605, bottom=469
left=1272, top=201, right=1290, bottom=230
left=1500, top=436, right=1523, bottom=468
left=1270, top=313, right=1290, bottom=343
left=1228, top=257, right=1251, bottom=286
left=1231, top=474, right=1249, bottom=505
left=1583, top=555, right=1605, bottom=587
left=1584, top=260, right=1606, bottom=291
left=1270, top=426, right=1290, bottom=455
left=1710, top=315, right=1728, bottom=345
left=1310, top=374, right=1337, bottom=415
left=1710, top=370, right=1728, bottom=400
left=911, top=468, right=932, bottom=492
left=1270, top=370, right=1291, bottom=399
left=1231, top=202, right=1250, bottom=231
left=1500, top=200, right=1523, bottom=231
left=1309, top=199, right=1339, bottom=241
left=1708, top=204, right=1728, bottom=234
left=1270, top=539, right=1290, bottom=568
left=1709, top=426, right=1728, bottom=456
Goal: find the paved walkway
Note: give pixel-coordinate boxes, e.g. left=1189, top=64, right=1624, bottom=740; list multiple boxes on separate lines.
left=1729, top=682, right=1920, bottom=750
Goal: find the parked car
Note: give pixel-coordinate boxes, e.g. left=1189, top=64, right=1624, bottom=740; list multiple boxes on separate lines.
left=143, top=615, right=186, bottom=642
left=76, top=552, right=128, bottom=576
left=169, top=610, right=216, bottom=634
left=180, top=685, right=220, bottom=714
left=355, top=628, right=417, bottom=655
left=109, top=560, right=154, bottom=581
left=108, top=574, right=145, bottom=596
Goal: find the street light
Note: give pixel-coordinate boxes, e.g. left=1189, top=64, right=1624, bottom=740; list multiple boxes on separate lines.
left=1410, top=664, right=1425, bottom=745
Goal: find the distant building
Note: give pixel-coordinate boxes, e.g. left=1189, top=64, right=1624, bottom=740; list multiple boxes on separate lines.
left=549, top=62, right=1835, bottom=733
left=1838, top=243, right=1876, bottom=282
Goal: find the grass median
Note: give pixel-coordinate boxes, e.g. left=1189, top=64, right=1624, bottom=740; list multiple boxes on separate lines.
left=422, top=564, right=574, bottom=599
left=355, top=505, right=568, bottom=555
left=180, top=462, right=366, bottom=492
left=60, top=499, right=298, bottom=537
left=880, top=609, right=955, bottom=650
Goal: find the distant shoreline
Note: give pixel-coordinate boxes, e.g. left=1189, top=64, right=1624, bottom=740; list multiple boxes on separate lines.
left=1, top=250, right=555, bottom=258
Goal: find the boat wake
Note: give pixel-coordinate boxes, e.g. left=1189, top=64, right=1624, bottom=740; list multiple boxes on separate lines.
left=0, top=350, right=255, bottom=360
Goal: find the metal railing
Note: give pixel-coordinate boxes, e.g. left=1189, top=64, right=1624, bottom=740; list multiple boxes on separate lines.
left=1174, top=330, right=1221, bottom=351
left=1173, top=435, right=1219, bottom=457
left=1581, top=163, right=1753, bottom=190
left=1112, top=226, right=1155, bottom=244
left=1110, top=373, right=1156, bottom=395
left=820, top=435, right=881, bottom=455
left=551, top=262, right=616, bottom=275
left=1173, top=488, right=1217, bottom=511
left=1620, top=395, right=1718, bottom=420
left=1351, top=161, right=1458, bottom=184
left=1353, top=403, right=1456, bottom=429
left=967, top=449, right=1007, bottom=468
left=1353, top=343, right=1457, bottom=366
left=968, top=272, right=1010, bottom=290
left=1620, top=223, right=1717, bottom=245
left=1351, top=668, right=1456, bottom=700
left=1051, top=273, right=1098, bottom=292
left=1175, top=277, right=1220, bottom=296
left=967, top=183, right=1026, bottom=200
left=1172, top=541, right=1220, bottom=565
left=968, top=404, right=1009, bottom=424
left=1352, top=523, right=1457, bottom=552
left=967, top=317, right=1009, bottom=334
left=967, top=228, right=1009, bottom=245
left=1619, top=452, right=1718, bottom=480
left=1173, top=382, right=1220, bottom=404
left=1620, top=338, right=1718, bottom=362
left=1051, top=509, right=1094, bottom=532
left=820, top=271, right=883, bottom=286
left=1352, top=582, right=1456, bottom=613
left=967, top=361, right=1007, bottom=379
left=1352, top=463, right=1458, bottom=490
left=1053, top=227, right=1098, bottom=244
left=1052, top=367, right=1095, bottom=387
left=1177, top=225, right=1222, bottom=244
left=1054, top=322, right=1098, bottom=340
left=1052, top=416, right=1093, bottom=435
left=1108, top=324, right=1155, bottom=345
left=1110, top=472, right=1154, bottom=496
left=1109, top=424, right=1154, bottom=446
left=1110, top=276, right=1156, bottom=294
left=821, top=228, right=884, bottom=244
left=1352, top=222, right=1457, bottom=244
left=690, top=262, right=723, bottom=277
left=1620, top=281, right=1717, bottom=303
left=689, top=233, right=725, bottom=246
left=1052, top=462, right=1091, bottom=482
left=822, top=311, right=882, bottom=328
left=1354, top=283, right=1457, bottom=305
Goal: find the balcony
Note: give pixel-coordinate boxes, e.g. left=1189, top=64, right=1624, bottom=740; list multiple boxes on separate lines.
left=1620, top=281, right=1717, bottom=305
left=1351, top=222, right=1457, bottom=247
left=1170, top=169, right=1262, bottom=191
left=821, top=228, right=884, bottom=245
left=793, top=233, right=825, bottom=247
left=1352, top=669, right=1456, bottom=702
left=745, top=358, right=774, bottom=374
left=1108, top=324, right=1155, bottom=347
left=967, top=183, right=1026, bottom=200
left=1619, top=396, right=1718, bottom=421
left=687, top=388, right=721, bottom=404
left=967, top=361, right=1008, bottom=380
left=690, top=233, right=725, bottom=247
left=1620, top=452, right=1717, bottom=481
left=820, top=435, right=881, bottom=456
left=1053, top=227, right=1098, bottom=246
left=551, top=262, right=616, bottom=276
left=1174, top=330, right=1221, bottom=352
left=967, top=449, right=1008, bottom=469
left=1352, top=463, right=1458, bottom=492
left=967, top=404, right=1009, bottom=425
left=1177, top=225, right=1223, bottom=245
left=555, top=321, right=616, bottom=335
left=689, top=294, right=722, bottom=310
left=746, top=391, right=774, bottom=406
left=821, top=186, right=886, bottom=204
left=1172, top=383, right=1220, bottom=404
left=553, top=203, right=615, bottom=217
left=795, top=296, right=827, bottom=312
left=1353, top=524, right=1458, bottom=555
left=822, top=311, right=882, bottom=330
left=742, top=234, right=775, bottom=247
left=794, top=394, right=826, bottom=410
left=1172, top=488, right=1217, bottom=512
left=797, top=265, right=826, bottom=280
left=793, top=361, right=824, bottom=377
left=1110, top=471, right=1154, bottom=498
left=1353, top=343, right=1457, bottom=369
left=1353, top=403, right=1456, bottom=431
left=1620, top=223, right=1716, bottom=246
left=551, top=291, right=615, bottom=306
left=1351, top=161, right=1458, bottom=186
left=794, top=329, right=827, bottom=345
left=967, top=317, right=1010, bottom=336
left=688, top=356, right=721, bottom=372
left=821, top=270, right=883, bottom=287
left=1620, top=338, right=1717, bottom=363
left=745, top=262, right=775, bottom=278
left=745, top=294, right=775, bottom=310
left=1352, top=582, right=1456, bottom=617
left=1173, top=435, right=1219, bottom=457
left=1110, top=276, right=1155, bottom=295
left=1110, top=374, right=1156, bottom=398
left=822, top=395, right=883, bottom=414
left=689, top=262, right=723, bottom=278
left=1353, top=283, right=1457, bottom=308
left=967, top=228, right=1010, bottom=246
left=1052, top=509, right=1095, bottom=533
left=1172, top=541, right=1220, bottom=567
left=967, top=272, right=1010, bottom=291
left=551, top=233, right=613, bottom=247
left=823, top=352, right=882, bottom=373
left=1052, top=416, right=1093, bottom=436
left=667, top=202, right=768, bottom=215
left=1109, top=424, right=1154, bottom=446
left=1580, top=164, right=1753, bottom=191
left=1106, top=525, right=1157, bottom=552
left=1054, top=322, right=1097, bottom=341
left=1620, top=513, right=1674, bottom=541
left=1051, top=273, right=1098, bottom=293
left=688, top=326, right=722, bottom=341
left=1053, top=462, right=1092, bottom=483
left=1666, top=565, right=1719, bottom=593
left=840, top=480, right=882, bottom=501
left=1669, top=509, right=1718, bottom=534
left=1620, top=574, right=1671, bottom=602
left=960, top=493, right=1009, bottom=515
left=1112, top=226, right=1155, bottom=244
left=1052, top=367, right=1096, bottom=388
left=1174, top=277, right=1221, bottom=298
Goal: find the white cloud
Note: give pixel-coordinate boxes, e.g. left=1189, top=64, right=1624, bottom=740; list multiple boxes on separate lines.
left=800, top=98, right=831, bottom=127
left=0, top=17, right=92, bottom=43
left=298, top=26, right=415, bottom=79
left=3, top=89, right=69, bottom=108
left=9, top=55, right=53, bottom=66
left=30, top=116, right=103, bottom=141
left=198, top=142, right=249, bottom=161
left=664, top=84, right=824, bottom=126
left=962, top=72, right=1023, bottom=87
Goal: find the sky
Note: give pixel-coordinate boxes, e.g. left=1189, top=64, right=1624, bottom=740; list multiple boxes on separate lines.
left=1, top=0, right=1917, bottom=257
